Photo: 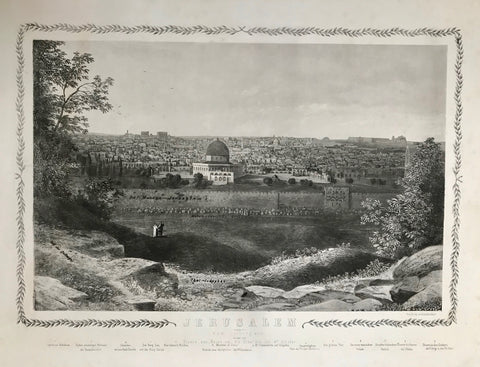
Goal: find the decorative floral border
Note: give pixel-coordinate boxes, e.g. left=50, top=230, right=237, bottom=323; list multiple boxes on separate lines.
left=16, top=24, right=462, bottom=328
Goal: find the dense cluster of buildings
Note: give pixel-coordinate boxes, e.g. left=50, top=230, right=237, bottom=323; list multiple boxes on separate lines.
left=70, top=131, right=414, bottom=185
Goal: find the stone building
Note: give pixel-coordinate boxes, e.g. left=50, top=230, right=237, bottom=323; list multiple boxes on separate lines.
left=192, top=139, right=245, bottom=185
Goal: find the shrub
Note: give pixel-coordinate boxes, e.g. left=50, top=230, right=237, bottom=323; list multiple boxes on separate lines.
left=75, top=178, right=123, bottom=220
left=263, top=177, right=273, bottom=186
left=193, top=173, right=208, bottom=188
left=361, top=138, right=445, bottom=259
left=356, top=259, right=390, bottom=278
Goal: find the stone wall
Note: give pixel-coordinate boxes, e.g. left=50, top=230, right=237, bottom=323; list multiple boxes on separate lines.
left=325, top=187, right=350, bottom=210
left=116, top=188, right=396, bottom=212
left=118, top=190, right=279, bottom=210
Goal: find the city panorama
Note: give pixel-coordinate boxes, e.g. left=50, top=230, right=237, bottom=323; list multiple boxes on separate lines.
left=33, top=40, right=446, bottom=312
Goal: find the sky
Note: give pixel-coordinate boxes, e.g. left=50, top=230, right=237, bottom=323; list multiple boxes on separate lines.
left=60, top=41, right=447, bottom=141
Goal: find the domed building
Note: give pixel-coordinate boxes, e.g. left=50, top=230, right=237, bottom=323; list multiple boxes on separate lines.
left=192, top=138, right=244, bottom=185
left=206, top=139, right=230, bottom=163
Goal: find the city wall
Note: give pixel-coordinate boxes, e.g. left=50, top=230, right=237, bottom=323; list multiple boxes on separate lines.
left=117, top=188, right=396, bottom=211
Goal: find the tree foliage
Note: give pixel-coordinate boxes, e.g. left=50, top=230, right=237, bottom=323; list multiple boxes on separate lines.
left=157, top=173, right=187, bottom=189
left=193, top=173, right=209, bottom=188
left=33, top=40, right=114, bottom=198
left=34, top=40, right=114, bottom=135
left=76, top=178, right=123, bottom=220
left=263, top=177, right=273, bottom=186
left=361, top=138, right=444, bottom=259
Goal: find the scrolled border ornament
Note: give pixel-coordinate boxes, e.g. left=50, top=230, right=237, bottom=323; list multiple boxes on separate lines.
left=16, top=24, right=462, bottom=328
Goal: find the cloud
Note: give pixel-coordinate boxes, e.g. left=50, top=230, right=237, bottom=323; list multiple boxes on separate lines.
left=296, top=103, right=330, bottom=115
left=240, top=86, right=260, bottom=97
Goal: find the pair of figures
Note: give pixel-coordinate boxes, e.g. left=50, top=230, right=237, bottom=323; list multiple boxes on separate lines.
left=153, top=222, right=164, bottom=237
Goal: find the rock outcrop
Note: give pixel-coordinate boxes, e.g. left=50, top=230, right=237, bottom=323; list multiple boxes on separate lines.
left=34, top=276, right=88, bottom=310
left=352, top=298, right=383, bottom=311
left=402, top=282, right=442, bottom=310
left=215, top=245, right=444, bottom=312
left=34, top=224, right=177, bottom=311
left=36, top=227, right=125, bottom=259
left=355, top=285, right=394, bottom=304
left=390, top=276, right=421, bottom=304
left=298, top=299, right=353, bottom=311
left=393, top=245, right=443, bottom=279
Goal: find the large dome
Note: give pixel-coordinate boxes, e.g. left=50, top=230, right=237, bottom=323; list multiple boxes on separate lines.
left=206, top=139, right=229, bottom=158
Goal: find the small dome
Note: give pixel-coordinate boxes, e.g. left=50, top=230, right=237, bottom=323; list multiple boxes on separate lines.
left=206, top=139, right=229, bottom=158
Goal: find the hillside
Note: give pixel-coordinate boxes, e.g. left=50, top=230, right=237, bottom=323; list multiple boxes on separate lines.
left=34, top=224, right=443, bottom=312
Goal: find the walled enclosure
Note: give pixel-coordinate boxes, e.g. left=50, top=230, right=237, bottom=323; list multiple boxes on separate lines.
left=116, top=188, right=396, bottom=211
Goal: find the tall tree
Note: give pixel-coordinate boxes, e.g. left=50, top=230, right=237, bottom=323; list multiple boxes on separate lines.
left=361, top=138, right=445, bottom=259
left=33, top=41, right=113, bottom=197
left=33, top=40, right=114, bottom=135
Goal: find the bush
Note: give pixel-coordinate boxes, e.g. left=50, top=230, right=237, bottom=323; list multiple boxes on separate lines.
left=263, top=177, right=273, bottom=186
left=75, top=178, right=123, bottom=220
left=356, top=259, right=390, bottom=278
left=193, top=173, right=209, bottom=188
left=361, top=138, right=445, bottom=259
left=299, top=179, right=313, bottom=186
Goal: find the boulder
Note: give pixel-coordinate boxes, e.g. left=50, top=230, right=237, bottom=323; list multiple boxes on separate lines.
left=221, top=301, right=243, bottom=310
left=402, top=282, right=442, bottom=310
left=34, top=276, right=88, bottom=310
left=352, top=298, right=383, bottom=311
left=355, top=285, right=394, bottom=303
left=128, top=262, right=168, bottom=277
left=121, top=262, right=178, bottom=298
left=419, top=270, right=443, bottom=289
left=390, top=276, right=420, bottom=304
left=253, top=303, right=296, bottom=311
left=337, top=293, right=363, bottom=304
left=393, top=246, right=443, bottom=279
left=220, top=289, right=259, bottom=310
left=127, top=298, right=156, bottom=311
left=305, top=290, right=362, bottom=304
left=282, top=284, right=327, bottom=299
left=102, top=258, right=158, bottom=279
left=297, top=299, right=353, bottom=311
left=244, top=286, right=285, bottom=298
left=369, top=279, right=395, bottom=286
left=355, top=278, right=395, bottom=292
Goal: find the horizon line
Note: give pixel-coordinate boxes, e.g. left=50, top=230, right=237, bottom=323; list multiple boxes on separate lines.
left=85, top=131, right=444, bottom=143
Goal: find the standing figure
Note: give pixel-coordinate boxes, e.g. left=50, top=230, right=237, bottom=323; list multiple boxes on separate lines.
left=152, top=224, right=158, bottom=238
left=159, top=222, right=164, bottom=237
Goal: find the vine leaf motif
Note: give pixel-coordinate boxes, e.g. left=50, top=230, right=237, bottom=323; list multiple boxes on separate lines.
left=15, top=24, right=462, bottom=328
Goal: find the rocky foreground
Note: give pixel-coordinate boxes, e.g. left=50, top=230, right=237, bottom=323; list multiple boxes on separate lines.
left=34, top=224, right=443, bottom=312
